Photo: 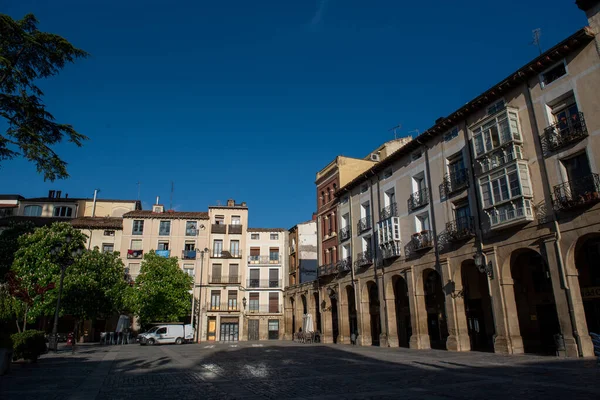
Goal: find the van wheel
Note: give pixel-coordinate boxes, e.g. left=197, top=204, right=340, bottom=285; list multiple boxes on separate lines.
left=175, top=337, right=183, bottom=345
left=147, top=338, right=155, bottom=346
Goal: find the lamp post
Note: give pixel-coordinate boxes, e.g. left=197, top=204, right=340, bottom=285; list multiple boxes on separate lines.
left=192, top=247, right=209, bottom=342
left=474, top=250, right=494, bottom=279
left=242, top=297, right=247, bottom=310
left=48, top=234, right=84, bottom=352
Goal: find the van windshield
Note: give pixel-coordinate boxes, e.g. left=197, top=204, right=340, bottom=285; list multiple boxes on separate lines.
left=146, top=327, right=158, bottom=333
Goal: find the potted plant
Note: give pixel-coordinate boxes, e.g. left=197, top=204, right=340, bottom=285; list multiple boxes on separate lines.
left=0, top=333, right=13, bottom=375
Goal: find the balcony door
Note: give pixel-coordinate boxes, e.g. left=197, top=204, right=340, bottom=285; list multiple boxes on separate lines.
left=552, top=95, right=579, bottom=134
left=563, top=152, right=593, bottom=197
left=455, top=203, right=471, bottom=231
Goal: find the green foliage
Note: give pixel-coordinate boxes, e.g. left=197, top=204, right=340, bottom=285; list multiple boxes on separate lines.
left=0, top=221, right=35, bottom=281
left=0, top=13, right=88, bottom=181
left=128, top=251, right=192, bottom=327
left=62, top=249, right=129, bottom=322
left=11, top=330, right=46, bottom=362
left=10, top=223, right=86, bottom=326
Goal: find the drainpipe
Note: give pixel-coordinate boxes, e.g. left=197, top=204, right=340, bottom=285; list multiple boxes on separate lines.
left=375, top=175, right=391, bottom=347
left=524, top=80, right=583, bottom=357
left=421, top=142, right=441, bottom=269
left=346, top=187, right=359, bottom=336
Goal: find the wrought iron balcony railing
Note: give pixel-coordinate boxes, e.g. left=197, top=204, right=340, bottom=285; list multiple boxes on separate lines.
left=339, top=226, right=351, bottom=242
left=380, top=202, right=398, bottom=220
left=247, top=305, right=282, bottom=314
left=182, top=250, right=197, bottom=260
left=206, top=302, right=239, bottom=312
left=248, top=255, right=281, bottom=264
left=357, top=216, right=372, bottom=234
left=408, top=188, right=429, bottom=212
left=543, top=112, right=587, bottom=154
left=211, top=224, right=227, bottom=234
left=442, top=169, right=469, bottom=196
left=246, top=279, right=282, bottom=288
left=212, top=250, right=242, bottom=258
left=209, top=275, right=241, bottom=284
left=410, top=230, right=434, bottom=252
left=380, top=244, right=401, bottom=260
left=354, top=251, right=373, bottom=268
left=318, top=263, right=338, bottom=277
left=445, top=216, right=475, bottom=242
left=337, top=256, right=352, bottom=272
left=553, top=173, right=600, bottom=212
left=228, top=224, right=243, bottom=234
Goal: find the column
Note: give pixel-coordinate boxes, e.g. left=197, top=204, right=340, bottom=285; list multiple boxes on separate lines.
left=320, top=288, right=334, bottom=343
left=338, top=287, right=350, bottom=344
left=565, top=273, right=595, bottom=356
left=407, top=268, right=430, bottom=349
left=357, top=281, right=372, bottom=346
left=441, top=259, right=470, bottom=352
left=378, top=273, right=391, bottom=347
left=384, top=296, right=399, bottom=347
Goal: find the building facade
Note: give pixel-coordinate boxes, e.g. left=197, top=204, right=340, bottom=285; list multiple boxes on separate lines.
left=288, top=218, right=318, bottom=287
left=286, top=4, right=600, bottom=357
left=244, top=228, right=287, bottom=340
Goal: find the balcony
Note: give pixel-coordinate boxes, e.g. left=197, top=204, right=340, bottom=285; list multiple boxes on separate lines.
left=339, top=226, right=351, bottom=242
left=407, top=188, right=429, bottom=212
left=181, top=250, right=197, bottom=260
left=357, top=216, right=372, bottom=234
left=246, top=279, right=282, bottom=288
left=212, top=250, right=242, bottom=259
left=380, top=203, right=398, bottom=220
left=248, top=255, right=281, bottom=265
left=209, top=275, right=241, bottom=284
left=441, top=169, right=469, bottom=197
left=206, top=302, right=239, bottom=312
left=337, top=256, right=352, bottom=272
left=380, top=244, right=401, bottom=260
left=247, top=305, right=281, bottom=314
left=318, top=263, right=339, bottom=277
left=542, top=112, right=587, bottom=154
left=411, top=230, right=434, bottom=252
left=446, top=217, right=475, bottom=242
left=155, top=250, right=170, bottom=258
left=127, top=249, right=143, bottom=259
left=553, top=173, right=600, bottom=212
left=488, top=199, right=534, bottom=229
left=228, top=224, right=243, bottom=234
left=211, top=223, right=227, bottom=234
left=354, top=251, right=373, bottom=269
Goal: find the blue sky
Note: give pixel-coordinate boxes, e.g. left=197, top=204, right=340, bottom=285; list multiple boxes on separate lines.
left=1, top=0, right=588, bottom=228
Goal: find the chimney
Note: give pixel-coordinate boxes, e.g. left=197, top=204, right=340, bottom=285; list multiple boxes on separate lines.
left=48, top=190, right=55, bottom=198
left=577, top=0, right=600, bottom=53
left=156, top=196, right=160, bottom=205
left=241, top=201, right=247, bottom=207
left=312, top=212, right=317, bottom=221
left=65, top=193, right=69, bottom=199
left=56, top=190, right=62, bottom=198
left=227, top=199, right=235, bottom=207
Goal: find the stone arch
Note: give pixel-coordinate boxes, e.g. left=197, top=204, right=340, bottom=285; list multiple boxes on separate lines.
left=460, top=259, right=494, bottom=352
left=571, top=233, right=600, bottom=336
left=391, top=274, right=411, bottom=348
left=423, top=268, right=448, bottom=349
left=345, top=285, right=358, bottom=339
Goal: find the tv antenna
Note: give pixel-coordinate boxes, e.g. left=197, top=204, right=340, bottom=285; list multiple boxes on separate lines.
left=408, top=129, right=420, bottom=137
left=388, top=124, right=402, bottom=139
left=531, top=28, right=542, bottom=55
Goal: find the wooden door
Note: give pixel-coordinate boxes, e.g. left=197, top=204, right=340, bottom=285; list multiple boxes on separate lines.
left=207, top=317, right=216, bottom=341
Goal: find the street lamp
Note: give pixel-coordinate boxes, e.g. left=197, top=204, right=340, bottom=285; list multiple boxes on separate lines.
left=242, top=297, right=247, bottom=310
left=48, top=234, right=84, bottom=352
left=474, top=250, right=494, bottom=279
left=192, top=247, right=209, bottom=342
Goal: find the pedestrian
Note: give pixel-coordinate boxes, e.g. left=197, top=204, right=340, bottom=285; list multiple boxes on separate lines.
left=350, top=331, right=356, bottom=345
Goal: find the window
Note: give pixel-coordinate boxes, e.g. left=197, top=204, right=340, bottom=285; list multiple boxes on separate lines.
left=104, top=230, right=115, bottom=236
left=231, top=215, right=241, bottom=225
left=270, top=233, right=279, bottom=240
left=321, top=191, right=325, bottom=205
left=268, top=319, right=279, bottom=337
left=249, top=292, right=259, bottom=312
left=156, top=327, right=167, bottom=335
left=132, top=220, right=144, bottom=235
left=228, top=290, right=238, bottom=310
left=416, top=212, right=430, bottom=232
left=157, top=241, right=169, bottom=250
left=541, top=61, right=567, bottom=87
left=159, top=220, right=171, bottom=236
left=183, top=264, right=194, bottom=277
left=130, top=239, right=142, bottom=250
left=479, top=164, right=531, bottom=209
left=186, top=221, right=197, bottom=236
left=444, top=127, right=459, bottom=142
left=251, top=233, right=259, bottom=240
left=551, top=94, right=579, bottom=129
left=53, top=206, right=72, bottom=217
left=269, top=292, right=279, bottom=313
left=361, top=235, right=372, bottom=254
left=342, top=244, right=350, bottom=259
left=215, top=215, right=225, bottom=225
left=230, top=240, right=240, bottom=257
left=102, top=243, right=114, bottom=253
left=23, top=205, right=42, bottom=216
left=487, top=99, right=505, bottom=115
left=249, top=269, right=260, bottom=287
left=128, top=263, right=140, bottom=276
left=184, top=242, right=195, bottom=251
left=269, top=269, right=279, bottom=287
left=473, top=110, right=521, bottom=157
left=211, top=264, right=222, bottom=282
left=269, top=248, right=280, bottom=263
left=211, top=291, right=221, bottom=310
left=228, top=264, right=239, bottom=283
left=213, top=239, right=223, bottom=257
left=384, top=189, right=396, bottom=207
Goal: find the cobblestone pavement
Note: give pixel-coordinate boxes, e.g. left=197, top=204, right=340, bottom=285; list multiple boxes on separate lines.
left=1, top=342, right=599, bottom=399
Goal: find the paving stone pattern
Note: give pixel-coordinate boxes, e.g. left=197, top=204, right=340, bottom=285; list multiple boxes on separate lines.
left=1, top=342, right=599, bottom=399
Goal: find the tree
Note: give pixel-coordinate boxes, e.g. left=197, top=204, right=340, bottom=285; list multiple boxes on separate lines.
left=127, top=251, right=192, bottom=329
left=62, top=249, right=129, bottom=328
left=0, top=221, right=35, bottom=281
left=0, top=13, right=88, bottom=181
left=9, top=223, right=86, bottom=326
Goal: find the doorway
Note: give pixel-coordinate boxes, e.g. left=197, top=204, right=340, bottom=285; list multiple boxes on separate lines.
left=248, top=319, right=259, bottom=341
left=207, top=317, right=217, bottom=341
left=424, top=269, right=448, bottom=349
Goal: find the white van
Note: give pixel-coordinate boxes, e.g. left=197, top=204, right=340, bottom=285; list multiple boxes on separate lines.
left=138, top=324, right=194, bottom=345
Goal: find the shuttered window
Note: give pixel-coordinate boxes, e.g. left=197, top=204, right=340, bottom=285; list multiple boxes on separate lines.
left=269, top=292, right=279, bottom=313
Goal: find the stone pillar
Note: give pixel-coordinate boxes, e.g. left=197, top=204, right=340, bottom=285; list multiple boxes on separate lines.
left=496, top=255, right=524, bottom=355
left=338, top=295, right=351, bottom=344
left=407, top=268, right=430, bottom=349
left=283, top=306, right=293, bottom=340
left=384, top=296, right=399, bottom=347
left=565, top=273, right=595, bottom=357
left=320, top=288, right=334, bottom=343
left=441, top=259, right=470, bottom=352
left=359, top=299, right=373, bottom=346
left=543, top=239, right=578, bottom=357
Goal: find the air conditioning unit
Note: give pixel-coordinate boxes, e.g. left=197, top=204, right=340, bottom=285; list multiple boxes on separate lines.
left=370, top=153, right=380, bottom=162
